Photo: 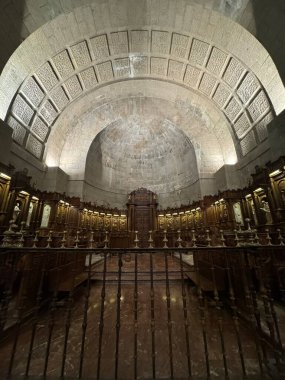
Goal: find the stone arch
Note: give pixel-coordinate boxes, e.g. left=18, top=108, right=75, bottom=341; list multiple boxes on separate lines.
left=0, top=3, right=283, bottom=165
left=49, top=80, right=235, bottom=177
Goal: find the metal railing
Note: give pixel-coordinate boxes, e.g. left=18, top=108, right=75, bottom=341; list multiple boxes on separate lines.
left=0, top=246, right=285, bottom=379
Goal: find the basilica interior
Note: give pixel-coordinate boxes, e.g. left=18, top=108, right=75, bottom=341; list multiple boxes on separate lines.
left=1, top=1, right=285, bottom=379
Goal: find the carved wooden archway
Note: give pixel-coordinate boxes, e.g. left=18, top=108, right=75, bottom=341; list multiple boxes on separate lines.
left=127, top=188, right=158, bottom=248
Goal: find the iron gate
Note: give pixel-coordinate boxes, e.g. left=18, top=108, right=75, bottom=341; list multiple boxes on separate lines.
left=0, top=247, right=284, bottom=379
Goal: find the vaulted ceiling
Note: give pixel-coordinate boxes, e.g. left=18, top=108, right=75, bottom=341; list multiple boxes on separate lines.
left=0, top=0, right=284, bottom=206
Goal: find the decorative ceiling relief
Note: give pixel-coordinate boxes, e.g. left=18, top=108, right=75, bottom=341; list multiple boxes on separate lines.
left=5, top=28, right=274, bottom=160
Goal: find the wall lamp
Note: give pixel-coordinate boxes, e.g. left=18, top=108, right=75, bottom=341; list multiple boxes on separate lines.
left=19, top=190, right=29, bottom=196
left=0, top=172, right=11, bottom=180
left=269, top=169, right=282, bottom=177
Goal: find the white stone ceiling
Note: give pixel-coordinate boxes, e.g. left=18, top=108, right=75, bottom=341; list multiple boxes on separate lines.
left=85, top=106, right=198, bottom=194
left=0, top=0, right=252, bottom=74
left=46, top=81, right=235, bottom=182
left=4, top=27, right=277, bottom=162
left=0, top=0, right=284, bottom=206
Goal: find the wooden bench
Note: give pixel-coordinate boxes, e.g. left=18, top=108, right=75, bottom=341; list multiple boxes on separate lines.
left=56, top=271, right=89, bottom=292
left=185, top=271, right=224, bottom=292
left=174, top=253, right=226, bottom=292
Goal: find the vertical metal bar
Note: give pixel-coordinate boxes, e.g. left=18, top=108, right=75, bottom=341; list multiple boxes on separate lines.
left=240, top=249, right=264, bottom=373
left=164, top=251, right=174, bottom=379
left=178, top=252, right=192, bottom=378
left=224, top=249, right=246, bottom=376
left=114, top=252, right=123, bottom=380
left=0, top=251, right=17, bottom=333
left=195, top=251, right=211, bottom=379
left=268, top=295, right=284, bottom=359
left=149, top=250, right=156, bottom=379
left=247, top=249, right=271, bottom=367
left=209, top=248, right=229, bottom=379
left=60, top=251, right=79, bottom=377
left=254, top=249, right=281, bottom=366
left=7, top=251, right=24, bottom=377
left=43, top=250, right=64, bottom=377
left=134, top=251, right=138, bottom=379
left=267, top=251, right=283, bottom=352
left=274, top=248, right=285, bottom=302
left=96, top=252, right=107, bottom=380
left=25, top=251, right=49, bottom=376
left=78, top=250, right=93, bottom=378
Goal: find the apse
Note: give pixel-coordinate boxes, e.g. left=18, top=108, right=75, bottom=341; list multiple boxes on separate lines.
left=84, top=99, right=199, bottom=207
left=54, top=91, right=235, bottom=208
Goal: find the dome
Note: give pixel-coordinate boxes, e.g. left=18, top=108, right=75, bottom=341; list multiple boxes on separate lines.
left=85, top=98, right=198, bottom=196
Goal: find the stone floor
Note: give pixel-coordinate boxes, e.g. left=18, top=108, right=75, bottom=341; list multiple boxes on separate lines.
left=0, top=253, right=281, bottom=379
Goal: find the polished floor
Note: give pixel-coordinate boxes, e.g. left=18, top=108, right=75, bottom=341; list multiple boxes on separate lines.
left=0, top=253, right=279, bottom=379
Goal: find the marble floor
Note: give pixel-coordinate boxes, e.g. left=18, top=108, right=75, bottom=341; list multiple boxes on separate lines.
left=0, top=253, right=280, bottom=379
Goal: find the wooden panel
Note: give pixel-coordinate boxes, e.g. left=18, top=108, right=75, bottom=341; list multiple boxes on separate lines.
left=135, top=207, right=151, bottom=247
left=127, top=188, right=158, bottom=248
